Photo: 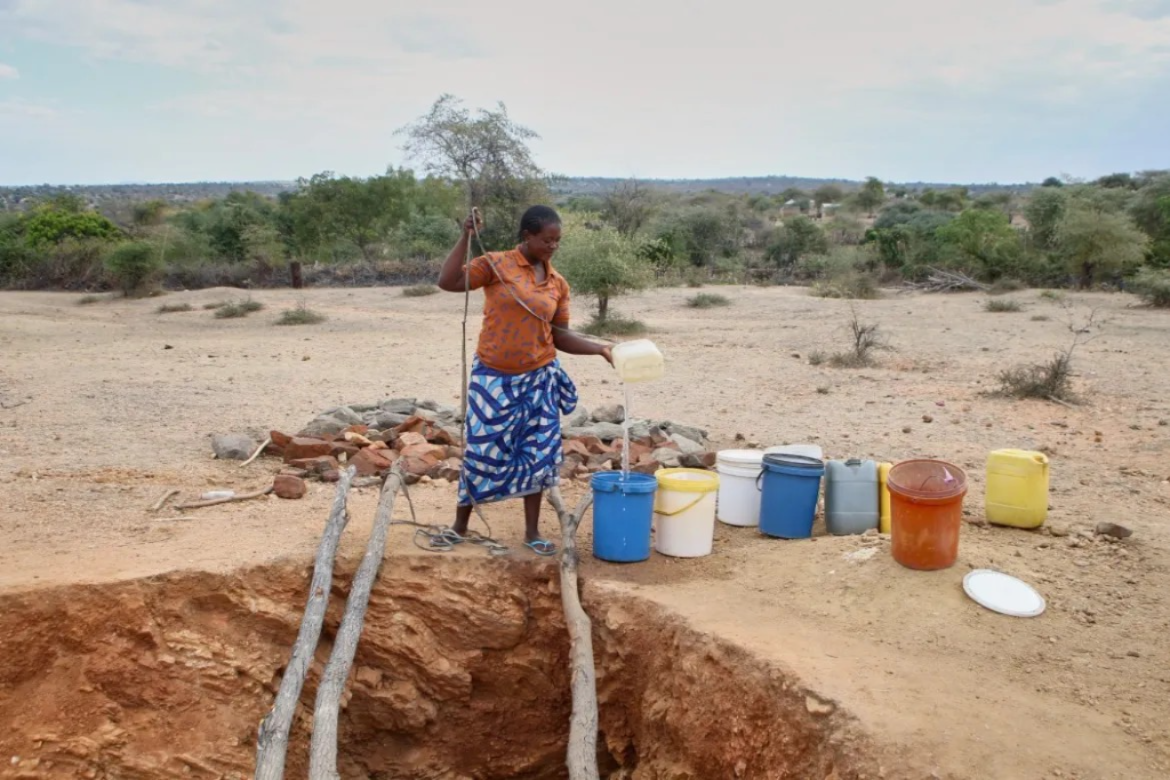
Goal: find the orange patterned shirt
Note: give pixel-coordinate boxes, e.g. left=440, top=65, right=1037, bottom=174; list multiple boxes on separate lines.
left=465, top=247, right=571, bottom=375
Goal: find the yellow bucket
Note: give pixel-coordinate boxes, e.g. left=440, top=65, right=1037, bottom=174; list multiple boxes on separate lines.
left=654, top=469, right=719, bottom=558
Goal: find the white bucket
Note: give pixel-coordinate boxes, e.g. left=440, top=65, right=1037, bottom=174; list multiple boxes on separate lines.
left=654, top=469, right=720, bottom=557
left=765, top=443, right=824, bottom=461
left=716, top=449, right=766, bottom=527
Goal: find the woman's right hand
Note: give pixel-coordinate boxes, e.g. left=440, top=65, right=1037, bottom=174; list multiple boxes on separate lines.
left=462, top=210, right=483, bottom=237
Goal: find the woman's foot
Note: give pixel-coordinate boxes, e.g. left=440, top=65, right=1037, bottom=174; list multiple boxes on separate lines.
left=524, top=538, right=558, bottom=556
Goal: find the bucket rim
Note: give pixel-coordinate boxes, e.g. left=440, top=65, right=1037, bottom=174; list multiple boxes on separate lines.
left=716, top=449, right=765, bottom=467
left=591, top=471, right=658, bottom=494
left=763, top=453, right=824, bottom=470
left=888, top=458, right=968, bottom=499
left=656, top=468, right=720, bottom=493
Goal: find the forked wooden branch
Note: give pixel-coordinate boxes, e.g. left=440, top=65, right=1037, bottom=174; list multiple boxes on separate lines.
left=174, top=486, right=272, bottom=510
left=148, top=488, right=179, bottom=512
left=254, top=466, right=356, bottom=780
left=546, top=486, right=600, bottom=780
left=308, top=467, right=405, bottom=780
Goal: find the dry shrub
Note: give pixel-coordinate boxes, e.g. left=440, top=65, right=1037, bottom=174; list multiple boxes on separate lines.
left=985, top=298, right=1023, bottom=313
left=686, top=292, right=731, bottom=309
left=402, top=284, right=440, bottom=297
left=276, top=302, right=326, bottom=325
left=999, top=353, right=1073, bottom=401
left=157, top=303, right=193, bottom=314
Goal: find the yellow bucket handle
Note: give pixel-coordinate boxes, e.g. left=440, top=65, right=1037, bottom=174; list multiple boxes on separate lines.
left=654, top=493, right=707, bottom=518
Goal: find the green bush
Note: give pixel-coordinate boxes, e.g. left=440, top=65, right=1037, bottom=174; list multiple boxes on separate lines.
left=104, top=241, right=162, bottom=295
left=686, top=292, right=731, bottom=309
left=580, top=314, right=646, bottom=337
left=276, top=302, right=327, bottom=325
left=213, top=298, right=264, bottom=319
left=402, top=284, right=440, bottom=297
left=1130, top=267, right=1170, bottom=307
left=985, top=299, right=1023, bottom=312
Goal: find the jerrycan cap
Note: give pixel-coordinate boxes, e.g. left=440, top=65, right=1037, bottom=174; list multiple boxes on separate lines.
left=963, top=569, right=1046, bottom=618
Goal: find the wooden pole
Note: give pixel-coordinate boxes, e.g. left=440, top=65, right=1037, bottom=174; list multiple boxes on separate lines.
left=254, top=466, right=356, bottom=780
left=174, top=486, right=273, bottom=510
left=308, top=467, right=405, bottom=780
left=546, top=486, right=601, bottom=780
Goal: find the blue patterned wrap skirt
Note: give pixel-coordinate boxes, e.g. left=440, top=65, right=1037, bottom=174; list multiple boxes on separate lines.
left=458, top=358, right=578, bottom=506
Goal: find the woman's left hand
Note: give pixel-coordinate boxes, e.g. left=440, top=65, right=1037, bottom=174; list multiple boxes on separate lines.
left=601, top=346, right=614, bottom=367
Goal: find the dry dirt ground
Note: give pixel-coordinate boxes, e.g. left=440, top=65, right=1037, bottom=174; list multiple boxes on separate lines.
left=1, top=284, right=1168, bottom=779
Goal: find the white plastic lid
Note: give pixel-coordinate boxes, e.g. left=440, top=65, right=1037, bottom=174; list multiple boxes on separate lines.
left=963, top=570, right=1046, bottom=618
left=717, top=449, right=765, bottom=468
left=765, top=444, right=825, bottom=461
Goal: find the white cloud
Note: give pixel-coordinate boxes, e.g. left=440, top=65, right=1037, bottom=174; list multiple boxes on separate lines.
left=0, top=98, right=57, bottom=119
left=0, top=62, right=18, bottom=79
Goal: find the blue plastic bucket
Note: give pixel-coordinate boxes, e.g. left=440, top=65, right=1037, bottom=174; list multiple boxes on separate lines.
left=590, top=472, right=658, bottom=562
left=758, top=453, right=825, bottom=539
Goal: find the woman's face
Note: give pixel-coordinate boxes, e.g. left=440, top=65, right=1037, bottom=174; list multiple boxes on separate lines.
left=524, top=223, right=562, bottom=264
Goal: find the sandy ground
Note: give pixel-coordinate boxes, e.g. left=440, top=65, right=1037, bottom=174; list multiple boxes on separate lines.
left=1, top=284, right=1169, bottom=779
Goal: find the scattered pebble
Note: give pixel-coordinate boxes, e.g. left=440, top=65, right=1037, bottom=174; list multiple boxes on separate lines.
left=1095, top=522, right=1133, bottom=540
left=922, top=415, right=934, bottom=423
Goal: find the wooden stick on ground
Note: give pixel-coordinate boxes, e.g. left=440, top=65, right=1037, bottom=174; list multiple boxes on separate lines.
left=173, top=486, right=273, bottom=510
left=241, top=437, right=272, bottom=468
left=546, top=486, right=601, bottom=780
left=308, top=467, right=405, bottom=780
left=148, top=488, right=179, bottom=512
left=254, top=466, right=357, bottom=780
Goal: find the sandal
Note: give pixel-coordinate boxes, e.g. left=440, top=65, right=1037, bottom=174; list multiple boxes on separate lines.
left=524, top=538, right=558, bottom=557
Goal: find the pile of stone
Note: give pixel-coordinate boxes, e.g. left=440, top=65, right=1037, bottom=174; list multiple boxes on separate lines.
left=559, top=404, right=717, bottom=480
left=212, top=398, right=721, bottom=499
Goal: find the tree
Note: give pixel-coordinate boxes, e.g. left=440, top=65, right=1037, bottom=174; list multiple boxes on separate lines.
left=656, top=208, right=739, bottom=267
left=765, top=215, right=829, bottom=268
left=398, top=94, right=547, bottom=250
left=105, top=241, right=162, bottom=295
left=601, top=180, right=657, bottom=236
left=1054, top=204, right=1149, bottom=288
left=936, top=210, right=1024, bottom=280
left=292, top=170, right=417, bottom=261
left=854, top=177, right=886, bottom=216
left=813, top=184, right=845, bottom=218
left=1128, top=172, right=1170, bottom=268
left=1041, top=177, right=1064, bottom=188
left=1024, top=187, right=1068, bottom=251
left=554, top=214, right=650, bottom=321
left=22, top=204, right=121, bottom=247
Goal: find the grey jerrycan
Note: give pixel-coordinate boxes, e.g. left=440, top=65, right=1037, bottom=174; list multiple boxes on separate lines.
left=824, top=458, right=879, bottom=535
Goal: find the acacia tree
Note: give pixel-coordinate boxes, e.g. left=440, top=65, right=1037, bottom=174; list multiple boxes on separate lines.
left=555, top=213, right=650, bottom=321
left=1054, top=204, right=1149, bottom=288
left=854, top=177, right=886, bottom=216
left=601, top=179, right=657, bottom=236
left=398, top=94, right=547, bottom=250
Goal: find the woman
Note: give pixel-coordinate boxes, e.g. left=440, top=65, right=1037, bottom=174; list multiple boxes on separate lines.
left=437, top=205, right=612, bottom=555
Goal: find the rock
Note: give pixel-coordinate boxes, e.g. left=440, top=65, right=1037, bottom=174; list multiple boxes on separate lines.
left=380, top=398, right=417, bottom=415
left=342, top=423, right=369, bottom=435
left=343, top=431, right=374, bottom=447
left=627, top=420, right=652, bottom=440
left=352, top=447, right=397, bottom=477
left=922, top=414, right=934, bottom=424
left=330, top=442, right=361, bottom=460
left=288, top=455, right=341, bottom=475
left=375, top=411, right=410, bottom=430
left=588, top=452, right=622, bottom=470
left=652, top=447, right=682, bottom=468
left=299, top=414, right=351, bottom=438
left=1049, top=524, right=1071, bottom=537
left=632, top=458, right=661, bottom=475
left=804, top=694, right=835, bottom=716
left=435, top=457, right=462, bottom=482
left=563, top=439, right=593, bottom=460
left=414, top=399, right=441, bottom=412
left=446, top=445, right=464, bottom=459
left=565, top=408, right=590, bottom=428
left=1095, top=522, right=1133, bottom=540
left=320, top=469, right=341, bottom=482
left=324, top=406, right=363, bottom=425
left=400, top=453, right=440, bottom=477
left=397, top=431, right=428, bottom=450
left=368, top=441, right=389, bottom=451
left=279, top=467, right=309, bottom=478
left=561, top=454, right=585, bottom=478
left=902, top=426, right=912, bottom=434
left=569, top=435, right=612, bottom=455
left=211, top=433, right=255, bottom=461
left=671, top=434, right=705, bottom=455
left=347, top=403, right=378, bottom=413
left=679, top=452, right=717, bottom=470
left=411, top=408, right=439, bottom=422
left=665, top=421, right=707, bottom=443
left=592, top=404, right=626, bottom=424
left=273, top=474, right=307, bottom=499
left=588, top=422, right=625, bottom=441
left=401, top=442, right=448, bottom=461
left=270, top=430, right=293, bottom=449
left=284, top=437, right=334, bottom=462
left=614, top=439, right=652, bottom=463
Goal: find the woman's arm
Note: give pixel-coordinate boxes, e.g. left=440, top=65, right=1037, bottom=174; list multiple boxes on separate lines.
left=554, top=329, right=614, bottom=365
left=436, top=213, right=481, bottom=292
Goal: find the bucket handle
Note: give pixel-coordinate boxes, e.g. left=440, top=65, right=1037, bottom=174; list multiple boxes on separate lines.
left=654, top=493, right=707, bottom=518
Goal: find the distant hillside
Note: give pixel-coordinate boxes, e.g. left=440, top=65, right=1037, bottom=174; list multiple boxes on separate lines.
left=1, top=175, right=1030, bottom=210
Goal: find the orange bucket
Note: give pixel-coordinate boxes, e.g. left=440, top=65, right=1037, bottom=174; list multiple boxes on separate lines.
left=887, top=459, right=968, bottom=570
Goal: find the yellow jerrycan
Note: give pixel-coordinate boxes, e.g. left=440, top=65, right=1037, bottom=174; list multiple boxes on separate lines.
left=985, top=450, right=1050, bottom=529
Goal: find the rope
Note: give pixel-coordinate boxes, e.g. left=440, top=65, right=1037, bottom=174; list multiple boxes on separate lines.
left=388, top=476, right=507, bottom=555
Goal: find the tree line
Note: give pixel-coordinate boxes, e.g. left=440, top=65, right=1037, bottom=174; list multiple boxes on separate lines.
left=1, top=96, right=1167, bottom=312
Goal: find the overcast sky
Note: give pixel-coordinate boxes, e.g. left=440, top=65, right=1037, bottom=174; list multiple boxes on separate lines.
left=1, top=0, right=1168, bottom=186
